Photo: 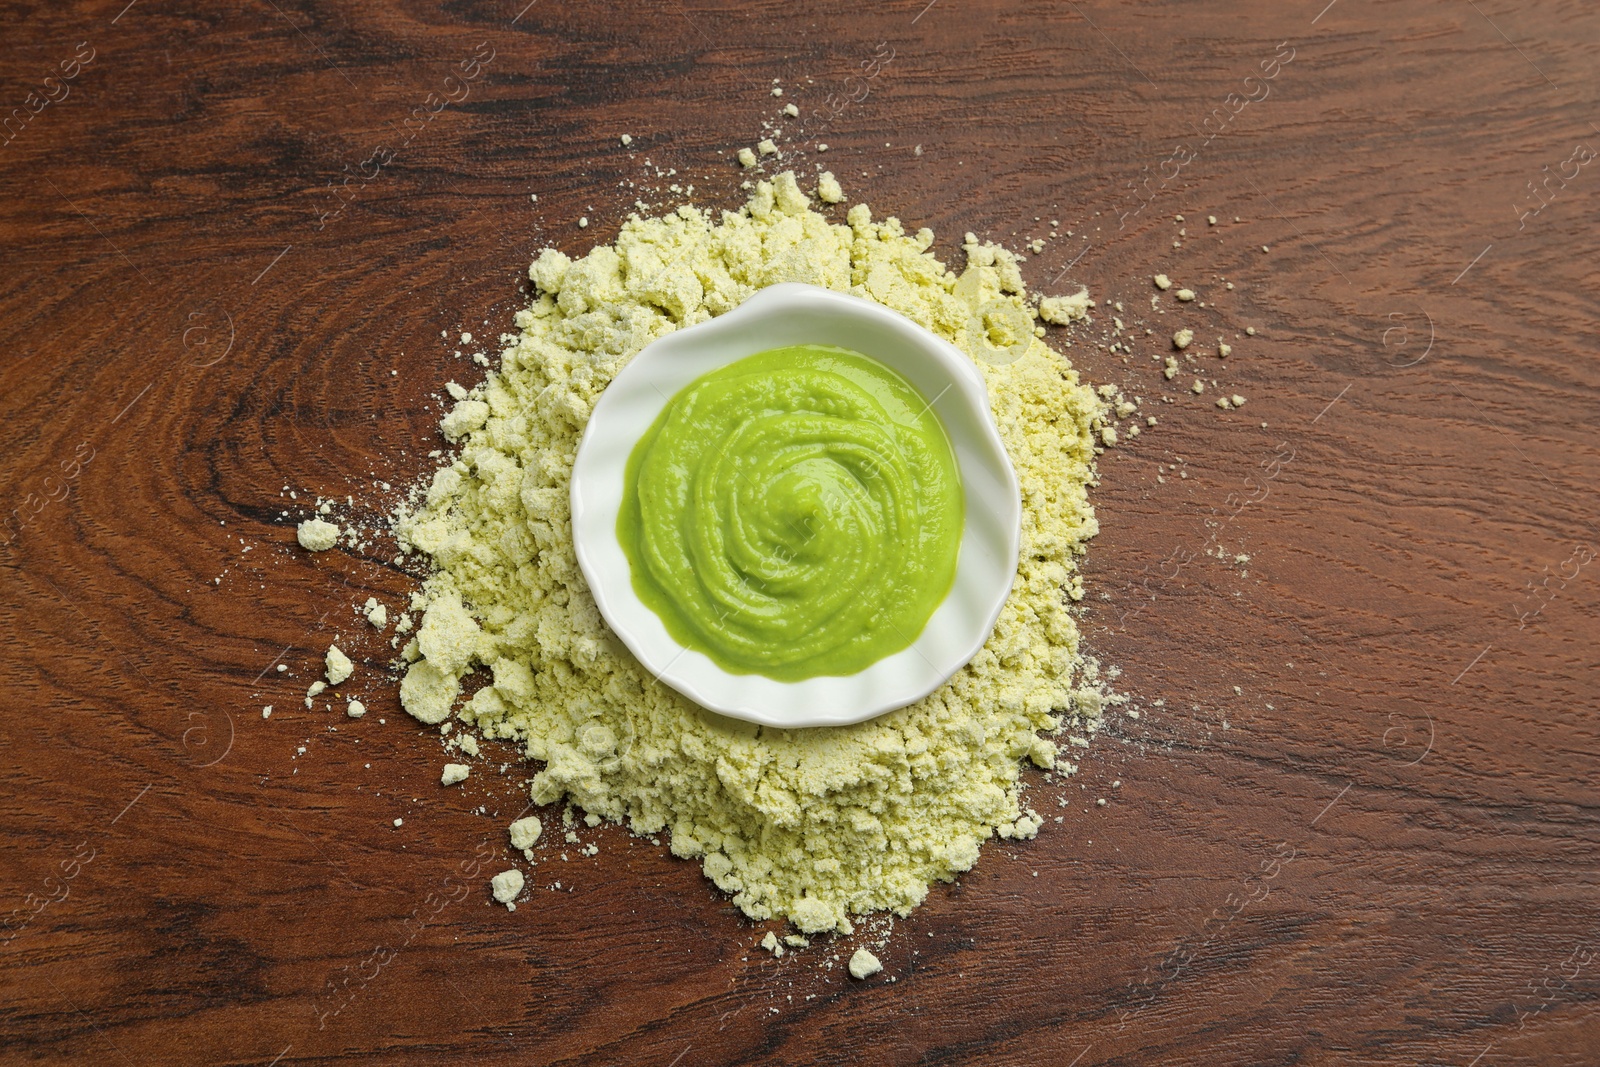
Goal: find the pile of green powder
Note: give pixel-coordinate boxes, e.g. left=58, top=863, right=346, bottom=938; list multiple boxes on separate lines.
left=395, top=171, right=1108, bottom=934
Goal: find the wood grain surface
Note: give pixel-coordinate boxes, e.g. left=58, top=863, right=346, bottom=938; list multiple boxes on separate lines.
left=2, top=1, right=1597, bottom=1064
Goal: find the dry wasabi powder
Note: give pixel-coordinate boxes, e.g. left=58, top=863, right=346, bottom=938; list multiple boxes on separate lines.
left=508, top=815, right=543, bottom=856
left=490, top=869, right=524, bottom=910
left=324, top=645, right=353, bottom=685
left=396, top=171, right=1108, bottom=934
left=848, top=947, right=883, bottom=980
left=297, top=517, right=339, bottom=551
left=1038, top=289, right=1092, bottom=326
left=816, top=171, right=844, bottom=204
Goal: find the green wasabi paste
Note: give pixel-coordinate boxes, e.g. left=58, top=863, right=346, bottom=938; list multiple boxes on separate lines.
left=618, top=344, right=964, bottom=680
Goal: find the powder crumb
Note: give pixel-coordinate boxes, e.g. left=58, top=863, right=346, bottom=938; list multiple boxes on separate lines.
left=757, top=139, right=778, bottom=156
left=346, top=699, right=366, bottom=718
left=262, top=705, right=272, bottom=719
left=1191, top=380, right=1205, bottom=395
left=1038, top=288, right=1092, bottom=326
left=394, top=172, right=1109, bottom=934
left=816, top=171, right=844, bottom=204
left=325, top=645, right=353, bottom=685
left=1217, top=397, right=1232, bottom=410
left=1231, top=394, right=1246, bottom=407
left=1173, top=329, right=1194, bottom=350
left=490, top=869, right=524, bottom=910
left=1099, top=425, right=1118, bottom=447
left=393, top=818, right=403, bottom=827
left=1208, top=215, right=1218, bottom=225
left=620, top=134, right=632, bottom=146
left=848, top=948, right=883, bottom=980
left=1163, top=357, right=1179, bottom=380
left=771, top=87, right=783, bottom=97
left=363, top=597, right=389, bottom=629
left=737, top=147, right=757, bottom=168
left=816, top=142, right=829, bottom=152
left=1175, top=289, right=1196, bottom=302
left=1153, top=274, right=1172, bottom=291
left=578, top=217, right=589, bottom=228
left=760, top=931, right=784, bottom=956
left=509, top=816, right=543, bottom=854
left=297, top=518, right=340, bottom=552
left=1246, top=327, right=1256, bottom=336
left=305, top=680, right=326, bottom=708
left=1217, top=341, right=1232, bottom=358
left=441, top=763, right=470, bottom=786
left=783, top=103, right=799, bottom=117
left=442, top=399, right=489, bottom=440
left=784, top=934, right=810, bottom=948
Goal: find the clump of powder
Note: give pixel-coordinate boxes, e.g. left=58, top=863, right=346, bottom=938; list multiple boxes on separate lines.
left=297, top=517, right=340, bottom=551
left=395, top=171, right=1108, bottom=934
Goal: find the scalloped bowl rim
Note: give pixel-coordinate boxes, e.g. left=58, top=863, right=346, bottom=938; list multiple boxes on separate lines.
left=569, top=282, right=1021, bottom=728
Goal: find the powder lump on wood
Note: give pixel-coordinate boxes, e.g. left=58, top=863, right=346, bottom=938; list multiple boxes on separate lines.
left=396, top=172, right=1108, bottom=934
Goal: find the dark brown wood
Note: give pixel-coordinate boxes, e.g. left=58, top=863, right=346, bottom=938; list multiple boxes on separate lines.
left=2, top=0, right=1597, bottom=1063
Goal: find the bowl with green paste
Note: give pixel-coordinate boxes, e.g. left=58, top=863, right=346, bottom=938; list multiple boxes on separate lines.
left=571, top=282, right=1021, bottom=727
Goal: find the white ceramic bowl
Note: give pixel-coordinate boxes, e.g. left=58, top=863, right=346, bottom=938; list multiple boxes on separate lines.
left=570, top=282, right=1021, bottom=728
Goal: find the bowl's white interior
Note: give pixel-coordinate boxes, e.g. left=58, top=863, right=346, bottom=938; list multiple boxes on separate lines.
left=570, top=282, right=1021, bottom=728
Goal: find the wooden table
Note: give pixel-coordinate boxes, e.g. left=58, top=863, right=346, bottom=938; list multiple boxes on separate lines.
left=3, top=1, right=1596, bottom=1063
